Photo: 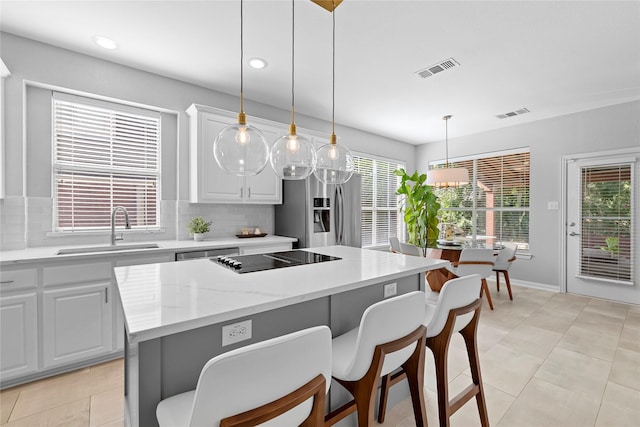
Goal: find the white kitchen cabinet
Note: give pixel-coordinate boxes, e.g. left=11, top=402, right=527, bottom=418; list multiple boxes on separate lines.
left=0, top=292, right=38, bottom=380
left=42, top=283, right=112, bottom=369
left=187, top=104, right=282, bottom=204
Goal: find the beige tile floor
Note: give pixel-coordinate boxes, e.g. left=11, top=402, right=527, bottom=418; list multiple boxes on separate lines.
left=1, top=283, right=639, bottom=426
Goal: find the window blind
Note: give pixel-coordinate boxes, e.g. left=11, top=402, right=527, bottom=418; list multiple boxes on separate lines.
left=53, top=96, right=160, bottom=231
left=353, top=155, right=404, bottom=248
left=433, top=150, right=530, bottom=250
left=579, top=164, right=633, bottom=282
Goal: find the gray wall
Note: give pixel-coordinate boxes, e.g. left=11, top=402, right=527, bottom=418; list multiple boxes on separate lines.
left=416, top=101, right=640, bottom=288
left=0, top=33, right=415, bottom=249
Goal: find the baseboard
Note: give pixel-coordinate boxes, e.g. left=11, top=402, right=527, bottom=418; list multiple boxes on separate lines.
left=486, top=277, right=560, bottom=293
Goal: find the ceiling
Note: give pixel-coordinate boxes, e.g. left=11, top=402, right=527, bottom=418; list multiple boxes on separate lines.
left=1, top=0, right=639, bottom=145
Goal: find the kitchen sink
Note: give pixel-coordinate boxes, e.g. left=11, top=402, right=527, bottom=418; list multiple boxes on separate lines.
left=56, top=243, right=160, bottom=255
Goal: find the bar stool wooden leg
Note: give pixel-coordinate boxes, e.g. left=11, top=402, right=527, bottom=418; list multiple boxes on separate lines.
left=496, top=271, right=501, bottom=292
left=459, top=309, right=489, bottom=427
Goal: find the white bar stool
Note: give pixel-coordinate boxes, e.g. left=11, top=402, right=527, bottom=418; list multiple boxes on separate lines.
left=378, top=274, right=489, bottom=427
left=156, top=325, right=331, bottom=427
left=325, top=291, right=427, bottom=427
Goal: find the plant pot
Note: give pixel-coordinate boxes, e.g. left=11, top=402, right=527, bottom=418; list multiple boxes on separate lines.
left=193, top=233, right=205, bottom=242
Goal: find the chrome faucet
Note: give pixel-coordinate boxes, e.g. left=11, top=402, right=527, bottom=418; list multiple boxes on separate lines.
left=111, top=206, right=131, bottom=246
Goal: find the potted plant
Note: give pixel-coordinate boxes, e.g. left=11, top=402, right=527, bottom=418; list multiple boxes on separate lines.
left=187, top=217, right=212, bottom=241
left=600, top=236, right=619, bottom=257
left=395, top=169, right=440, bottom=256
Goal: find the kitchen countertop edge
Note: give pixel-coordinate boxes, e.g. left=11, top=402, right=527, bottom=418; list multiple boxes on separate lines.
left=0, top=236, right=298, bottom=266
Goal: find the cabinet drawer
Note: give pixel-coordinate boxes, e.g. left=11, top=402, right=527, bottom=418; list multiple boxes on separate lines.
left=0, top=268, right=38, bottom=291
left=115, top=253, right=173, bottom=267
left=43, top=262, right=112, bottom=287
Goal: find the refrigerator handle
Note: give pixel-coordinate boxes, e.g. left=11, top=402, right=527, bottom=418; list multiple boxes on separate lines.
left=335, top=185, right=344, bottom=245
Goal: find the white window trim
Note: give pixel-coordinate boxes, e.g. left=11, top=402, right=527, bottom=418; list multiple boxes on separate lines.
left=430, top=148, right=531, bottom=253
left=50, top=91, right=163, bottom=233
left=353, top=152, right=406, bottom=249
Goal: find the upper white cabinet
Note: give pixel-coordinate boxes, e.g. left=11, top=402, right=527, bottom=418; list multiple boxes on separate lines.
left=187, top=104, right=282, bottom=204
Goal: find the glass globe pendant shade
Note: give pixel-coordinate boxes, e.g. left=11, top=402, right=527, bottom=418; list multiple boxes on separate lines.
left=313, top=135, right=354, bottom=185
left=270, top=125, right=317, bottom=180
left=213, top=113, right=269, bottom=176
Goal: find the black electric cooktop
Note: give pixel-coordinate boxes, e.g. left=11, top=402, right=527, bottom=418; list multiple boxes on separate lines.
left=212, top=250, right=341, bottom=274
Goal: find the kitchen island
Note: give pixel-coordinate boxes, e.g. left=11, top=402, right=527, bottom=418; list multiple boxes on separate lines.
left=114, top=245, right=448, bottom=427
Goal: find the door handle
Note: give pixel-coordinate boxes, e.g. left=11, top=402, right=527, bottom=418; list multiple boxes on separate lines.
left=569, top=231, right=580, bottom=236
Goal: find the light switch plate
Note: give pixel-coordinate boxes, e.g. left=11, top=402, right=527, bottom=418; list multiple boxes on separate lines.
left=547, top=201, right=559, bottom=210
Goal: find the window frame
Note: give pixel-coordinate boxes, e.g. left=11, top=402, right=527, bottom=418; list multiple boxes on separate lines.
left=51, top=92, right=162, bottom=233
left=353, top=152, right=406, bottom=249
left=429, top=147, right=531, bottom=253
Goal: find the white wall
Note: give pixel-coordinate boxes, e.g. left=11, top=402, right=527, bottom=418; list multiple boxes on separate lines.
left=0, top=33, right=415, bottom=250
left=416, top=101, right=640, bottom=288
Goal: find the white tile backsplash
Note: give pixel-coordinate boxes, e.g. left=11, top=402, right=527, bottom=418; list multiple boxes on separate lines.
left=0, top=197, right=274, bottom=250
left=176, top=201, right=274, bottom=240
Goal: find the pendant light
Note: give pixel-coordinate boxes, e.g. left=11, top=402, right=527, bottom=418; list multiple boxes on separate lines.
left=213, top=0, right=269, bottom=176
left=270, top=0, right=317, bottom=180
left=313, top=0, right=354, bottom=185
left=426, top=115, right=469, bottom=188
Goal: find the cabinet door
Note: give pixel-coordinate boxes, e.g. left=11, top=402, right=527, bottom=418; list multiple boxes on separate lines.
left=0, top=293, right=38, bottom=380
left=245, top=124, right=282, bottom=203
left=42, top=283, right=113, bottom=368
left=192, top=111, right=243, bottom=202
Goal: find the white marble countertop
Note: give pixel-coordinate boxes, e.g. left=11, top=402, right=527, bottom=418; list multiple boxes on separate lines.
left=114, top=245, right=448, bottom=343
left=0, top=236, right=297, bottom=266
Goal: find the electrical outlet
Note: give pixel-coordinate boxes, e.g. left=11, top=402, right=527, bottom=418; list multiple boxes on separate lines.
left=222, top=319, right=252, bottom=346
left=383, top=282, right=397, bottom=298
left=548, top=201, right=559, bottom=210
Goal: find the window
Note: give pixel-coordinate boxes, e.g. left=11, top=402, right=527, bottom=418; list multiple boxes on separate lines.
left=353, top=154, right=405, bottom=248
left=53, top=93, right=160, bottom=231
left=579, top=164, right=633, bottom=282
left=431, top=149, right=530, bottom=250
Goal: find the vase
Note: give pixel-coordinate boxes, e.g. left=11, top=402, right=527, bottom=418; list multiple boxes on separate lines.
left=444, top=224, right=455, bottom=241
left=193, top=233, right=205, bottom=242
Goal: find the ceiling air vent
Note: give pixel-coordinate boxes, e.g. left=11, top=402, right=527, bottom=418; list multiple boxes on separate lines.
left=496, top=108, right=530, bottom=119
left=416, top=58, right=460, bottom=79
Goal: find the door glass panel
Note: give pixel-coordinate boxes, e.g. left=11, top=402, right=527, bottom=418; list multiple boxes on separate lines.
left=580, top=164, right=633, bottom=282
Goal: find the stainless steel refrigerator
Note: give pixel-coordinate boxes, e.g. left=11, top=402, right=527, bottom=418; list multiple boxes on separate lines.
left=275, top=174, right=361, bottom=248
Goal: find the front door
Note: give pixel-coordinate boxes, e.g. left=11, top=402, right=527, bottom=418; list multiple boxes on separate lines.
left=563, top=149, right=639, bottom=304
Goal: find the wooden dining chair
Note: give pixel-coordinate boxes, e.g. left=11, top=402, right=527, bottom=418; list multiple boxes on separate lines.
left=325, top=291, right=427, bottom=427
left=156, top=326, right=331, bottom=427
left=399, top=242, right=423, bottom=256
left=449, top=248, right=495, bottom=310
left=493, top=242, right=518, bottom=300
left=389, top=236, right=401, bottom=253
left=378, top=275, right=489, bottom=427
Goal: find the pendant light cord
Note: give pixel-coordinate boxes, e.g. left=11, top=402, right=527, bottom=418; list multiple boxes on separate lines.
left=240, top=0, right=244, bottom=114
left=331, top=4, right=336, bottom=137
left=291, top=0, right=295, bottom=125
left=445, top=116, right=449, bottom=168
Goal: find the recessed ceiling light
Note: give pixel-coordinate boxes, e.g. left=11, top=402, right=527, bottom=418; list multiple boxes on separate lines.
left=248, top=58, right=267, bottom=69
left=93, top=35, right=118, bottom=50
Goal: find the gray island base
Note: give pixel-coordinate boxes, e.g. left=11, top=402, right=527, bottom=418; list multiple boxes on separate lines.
left=115, top=246, right=448, bottom=427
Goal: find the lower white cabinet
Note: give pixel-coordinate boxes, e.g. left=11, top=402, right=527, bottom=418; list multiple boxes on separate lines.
left=0, top=293, right=38, bottom=380
left=42, top=283, right=113, bottom=369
